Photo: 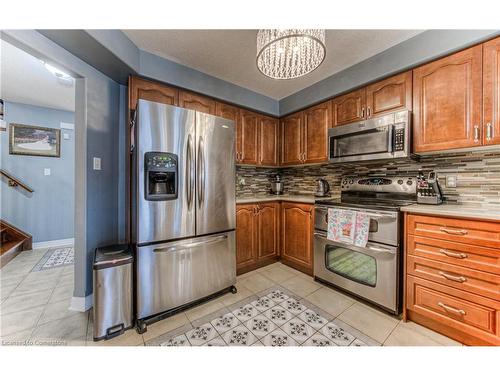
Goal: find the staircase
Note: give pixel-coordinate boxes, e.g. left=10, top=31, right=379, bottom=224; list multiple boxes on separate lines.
left=0, top=220, right=32, bottom=267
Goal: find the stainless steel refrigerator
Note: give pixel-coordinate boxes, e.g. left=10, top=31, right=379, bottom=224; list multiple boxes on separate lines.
left=131, top=99, right=236, bottom=328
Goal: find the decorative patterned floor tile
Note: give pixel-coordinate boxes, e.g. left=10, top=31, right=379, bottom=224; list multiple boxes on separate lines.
left=210, top=312, right=240, bottom=334
left=261, top=328, right=297, bottom=346
left=303, top=333, right=336, bottom=347
left=350, top=338, right=368, bottom=346
left=244, top=314, right=277, bottom=339
left=266, top=289, right=290, bottom=303
left=297, top=309, right=329, bottom=330
left=222, top=325, right=257, bottom=346
left=205, top=337, right=228, bottom=346
left=159, top=334, right=191, bottom=346
left=185, top=323, right=219, bottom=345
left=32, top=247, right=74, bottom=272
left=281, top=318, right=315, bottom=344
left=251, top=296, right=276, bottom=312
left=320, top=322, right=356, bottom=346
left=279, top=297, right=308, bottom=315
left=263, top=306, right=293, bottom=326
left=231, top=304, right=259, bottom=322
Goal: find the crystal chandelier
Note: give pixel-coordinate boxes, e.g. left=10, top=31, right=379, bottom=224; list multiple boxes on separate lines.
left=256, top=29, right=326, bottom=80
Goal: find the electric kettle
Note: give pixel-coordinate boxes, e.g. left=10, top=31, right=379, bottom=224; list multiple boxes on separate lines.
left=315, top=178, right=330, bottom=197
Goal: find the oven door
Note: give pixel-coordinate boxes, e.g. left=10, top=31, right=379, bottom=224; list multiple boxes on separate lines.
left=315, top=205, right=400, bottom=246
left=313, top=231, right=400, bottom=313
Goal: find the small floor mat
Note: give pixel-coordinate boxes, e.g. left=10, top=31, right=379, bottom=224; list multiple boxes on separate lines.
left=32, top=247, right=74, bottom=272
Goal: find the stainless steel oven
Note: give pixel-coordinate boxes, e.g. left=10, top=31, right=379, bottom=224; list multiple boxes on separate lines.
left=313, top=176, right=416, bottom=315
left=328, top=110, right=414, bottom=163
left=314, top=229, right=400, bottom=313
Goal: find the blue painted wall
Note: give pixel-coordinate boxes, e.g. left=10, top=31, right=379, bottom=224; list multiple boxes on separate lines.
left=1, top=101, right=75, bottom=243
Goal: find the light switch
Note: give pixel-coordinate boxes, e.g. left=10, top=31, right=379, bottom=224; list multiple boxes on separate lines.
left=44, top=168, right=51, bottom=176
left=63, top=133, right=70, bottom=140
left=93, top=157, right=101, bottom=171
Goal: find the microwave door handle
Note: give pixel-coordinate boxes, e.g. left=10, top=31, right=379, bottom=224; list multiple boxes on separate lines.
left=388, top=125, right=394, bottom=153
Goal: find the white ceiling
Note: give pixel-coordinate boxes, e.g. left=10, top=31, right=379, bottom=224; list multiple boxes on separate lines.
left=0, top=40, right=75, bottom=112
left=124, top=29, right=424, bottom=99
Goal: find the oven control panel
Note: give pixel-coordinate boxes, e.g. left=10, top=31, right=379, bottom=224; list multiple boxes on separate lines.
left=341, top=176, right=416, bottom=194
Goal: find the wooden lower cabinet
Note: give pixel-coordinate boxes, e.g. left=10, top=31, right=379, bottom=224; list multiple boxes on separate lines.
left=280, top=202, right=314, bottom=275
left=236, top=202, right=279, bottom=274
left=405, top=213, right=500, bottom=345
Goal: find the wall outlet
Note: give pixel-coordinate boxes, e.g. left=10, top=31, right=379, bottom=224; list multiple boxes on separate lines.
left=44, top=168, right=51, bottom=176
left=446, top=175, right=457, bottom=188
left=93, top=157, right=101, bottom=171
left=237, top=176, right=246, bottom=186
left=63, top=133, right=70, bottom=140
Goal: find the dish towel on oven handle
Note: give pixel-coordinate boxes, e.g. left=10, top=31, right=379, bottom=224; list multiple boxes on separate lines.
left=327, top=208, right=370, bottom=247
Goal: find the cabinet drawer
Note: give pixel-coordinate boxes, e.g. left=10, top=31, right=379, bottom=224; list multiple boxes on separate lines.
left=407, top=255, right=500, bottom=301
left=407, top=276, right=500, bottom=343
left=407, top=235, right=500, bottom=275
left=406, top=214, right=500, bottom=249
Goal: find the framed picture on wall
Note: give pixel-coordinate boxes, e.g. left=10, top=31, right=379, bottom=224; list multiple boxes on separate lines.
left=9, top=123, right=61, bottom=157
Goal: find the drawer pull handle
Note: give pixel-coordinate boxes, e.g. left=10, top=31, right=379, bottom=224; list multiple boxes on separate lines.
left=439, top=271, right=467, bottom=283
left=439, top=228, right=468, bottom=235
left=439, top=249, right=468, bottom=259
left=438, top=302, right=466, bottom=316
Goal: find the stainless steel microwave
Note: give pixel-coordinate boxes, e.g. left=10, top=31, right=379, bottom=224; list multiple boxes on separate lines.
left=328, top=110, right=415, bottom=163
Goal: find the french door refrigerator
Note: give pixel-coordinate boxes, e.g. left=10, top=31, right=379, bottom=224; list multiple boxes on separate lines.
left=131, top=99, right=236, bottom=329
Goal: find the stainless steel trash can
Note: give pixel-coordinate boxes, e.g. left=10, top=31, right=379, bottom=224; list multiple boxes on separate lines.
left=93, top=244, right=133, bottom=341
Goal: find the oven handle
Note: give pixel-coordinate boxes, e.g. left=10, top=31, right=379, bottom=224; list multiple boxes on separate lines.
left=316, top=206, right=397, bottom=220
left=314, top=232, right=397, bottom=255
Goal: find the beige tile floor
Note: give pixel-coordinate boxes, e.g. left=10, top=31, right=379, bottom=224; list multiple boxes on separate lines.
left=0, top=248, right=461, bottom=346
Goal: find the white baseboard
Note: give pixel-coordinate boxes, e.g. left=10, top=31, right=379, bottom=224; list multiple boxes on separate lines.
left=32, top=237, right=74, bottom=249
left=70, top=294, right=93, bottom=312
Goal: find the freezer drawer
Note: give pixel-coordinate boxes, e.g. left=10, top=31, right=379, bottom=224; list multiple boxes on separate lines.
left=136, top=231, right=236, bottom=319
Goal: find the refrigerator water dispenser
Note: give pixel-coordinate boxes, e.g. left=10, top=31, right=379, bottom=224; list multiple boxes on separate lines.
left=144, top=152, right=178, bottom=201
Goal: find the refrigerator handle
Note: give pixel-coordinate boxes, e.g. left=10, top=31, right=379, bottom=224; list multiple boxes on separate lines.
left=197, top=136, right=205, bottom=208
left=186, top=135, right=193, bottom=209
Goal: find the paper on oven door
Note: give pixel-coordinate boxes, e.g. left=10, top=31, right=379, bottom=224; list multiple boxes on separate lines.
left=327, top=208, right=370, bottom=247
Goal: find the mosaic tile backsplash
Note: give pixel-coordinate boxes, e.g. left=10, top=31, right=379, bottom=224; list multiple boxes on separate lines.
left=236, top=150, right=500, bottom=206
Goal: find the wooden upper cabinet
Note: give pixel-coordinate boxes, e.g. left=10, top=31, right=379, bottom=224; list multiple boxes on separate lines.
left=179, top=90, right=216, bottom=115
left=129, top=76, right=178, bottom=110
left=413, top=45, right=483, bottom=153
left=236, top=205, right=257, bottom=270
left=303, top=101, right=330, bottom=164
left=331, top=88, right=366, bottom=126
left=215, top=102, right=239, bottom=122
left=483, top=37, right=500, bottom=146
left=281, top=112, right=303, bottom=165
left=259, top=116, right=279, bottom=166
left=239, top=110, right=259, bottom=164
left=365, top=71, right=412, bottom=117
left=256, top=203, right=280, bottom=261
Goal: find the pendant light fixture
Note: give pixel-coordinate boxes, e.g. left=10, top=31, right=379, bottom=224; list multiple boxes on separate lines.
left=256, top=29, right=326, bottom=80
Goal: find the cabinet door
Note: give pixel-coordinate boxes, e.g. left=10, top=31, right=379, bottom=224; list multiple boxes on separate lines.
left=413, top=45, right=483, bottom=152
left=365, top=71, right=412, bottom=118
left=216, top=102, right=241, bottom=161
left=239, top=110, right=259, bottom=164
left=129, top=76, right=178, bottom=110
left=256, top=203, right=280, bottom=261
left=483, top=37, right=500, bottom=146
left=236, top=205, right=257, bottom=270
left=258, top=116, right=279, bottom=166
left=179, top=90, right=216, bottom=114
left=281, top=112, right=303, bottom=165
left=281, top=203, right=314, bottom=273
left=331, top=88, right=366, bottom=126
left=303, top=102, right=330, bottom=164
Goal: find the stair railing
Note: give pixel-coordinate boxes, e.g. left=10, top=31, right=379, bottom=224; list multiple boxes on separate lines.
left=0, top=169, right=34, bottom=193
